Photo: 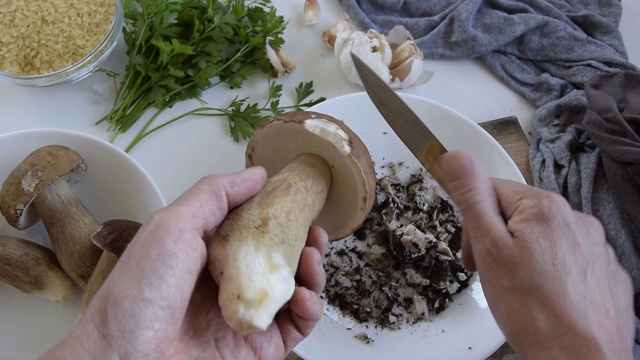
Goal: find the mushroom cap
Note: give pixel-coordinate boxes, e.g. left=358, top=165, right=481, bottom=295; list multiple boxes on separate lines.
left=92, top=219, right=142, bottom=258
left=245, top=111, right=376, bottom=241
left=0, top=145, right=87, bottom=230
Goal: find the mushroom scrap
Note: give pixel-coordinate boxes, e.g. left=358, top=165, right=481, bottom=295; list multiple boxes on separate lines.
left=208, top=111, right=376, bottom=334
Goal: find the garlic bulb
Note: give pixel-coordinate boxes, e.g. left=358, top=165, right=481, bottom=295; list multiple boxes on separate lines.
left=327, top=22, right=434, bottom=89
left=334, top=28, right=393, bottom=86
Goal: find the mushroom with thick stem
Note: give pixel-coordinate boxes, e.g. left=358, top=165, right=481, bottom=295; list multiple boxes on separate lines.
left=208, top=111, right=376, bottom=334
left=0, top=145, right=103, bottom=289
left=0, top=235, right=76, bottom=304
left=80, top=219, right=142, bottom=315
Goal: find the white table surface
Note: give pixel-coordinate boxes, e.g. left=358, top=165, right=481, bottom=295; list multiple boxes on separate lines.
left=1, top=0, right=638, bottom=205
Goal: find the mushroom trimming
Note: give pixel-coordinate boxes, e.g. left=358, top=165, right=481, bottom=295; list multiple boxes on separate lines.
left=0, top=145, right=103, bottom=288
left=0, top=235, right=75, bottom=304
left=208, top=111, right=376, bottom=334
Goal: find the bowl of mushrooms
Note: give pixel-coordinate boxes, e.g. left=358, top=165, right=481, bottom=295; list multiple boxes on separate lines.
left=0, top=129, right=165, bottom=358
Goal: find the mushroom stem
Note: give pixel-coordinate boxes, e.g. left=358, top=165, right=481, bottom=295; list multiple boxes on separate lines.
left=208, top=153, right=331, bottom=334
left=33, top=178, right=102, bottom=289
left=0, top=235, right=76, bottom=304
left=79, top=251, right=118, bottom=315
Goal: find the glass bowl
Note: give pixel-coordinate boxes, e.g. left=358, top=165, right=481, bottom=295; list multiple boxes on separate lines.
left=0, top=0, right=124, bottom=87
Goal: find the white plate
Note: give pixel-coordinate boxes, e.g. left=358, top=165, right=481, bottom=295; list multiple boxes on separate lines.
left=0, top=129, right=166, bottom=359
left=295, top=92, right=525, bottom=360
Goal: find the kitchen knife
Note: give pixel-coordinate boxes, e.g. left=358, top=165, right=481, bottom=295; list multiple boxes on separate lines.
left=351, top=53, right=448, bottom=181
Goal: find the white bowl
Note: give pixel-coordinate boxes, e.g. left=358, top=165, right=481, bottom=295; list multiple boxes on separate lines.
left=0, top=129, right=166, bottom=359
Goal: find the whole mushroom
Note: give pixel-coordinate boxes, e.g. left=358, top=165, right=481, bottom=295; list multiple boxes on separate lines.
left=0, top=235, right=76, bottom=304
left=0, top=145, right=103, bottom=288
left=208, top=111, right=376, bottom=334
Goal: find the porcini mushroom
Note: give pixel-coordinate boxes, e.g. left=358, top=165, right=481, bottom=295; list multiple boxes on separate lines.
left=0, top=145, right=103, bottom=288
left=0, top=235, right=76, bottom=304
left=208, top=111, right=376, bottom=334
left=80, top=219, right=142, bottom=315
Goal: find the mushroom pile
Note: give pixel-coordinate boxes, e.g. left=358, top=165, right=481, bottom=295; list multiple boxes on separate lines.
left=0, top=145, right=139, bottom=314
left=208, top=110, right=377, bottom=334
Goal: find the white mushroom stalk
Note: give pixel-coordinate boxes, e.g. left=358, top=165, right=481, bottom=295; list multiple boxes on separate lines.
left=303, top=0, right=321, bottom=25
left=325, top=20, right=434, bottom=89
left=265, top=38, right=296, bottom=77
left=208, top=111, right=376, bottom=334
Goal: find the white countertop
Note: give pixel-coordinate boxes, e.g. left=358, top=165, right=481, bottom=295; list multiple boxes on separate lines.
left=1, top=0, right=638, bottom=204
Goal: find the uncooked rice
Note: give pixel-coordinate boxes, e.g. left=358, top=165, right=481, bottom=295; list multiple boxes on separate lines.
left=0, top=0, right=115, bottom=75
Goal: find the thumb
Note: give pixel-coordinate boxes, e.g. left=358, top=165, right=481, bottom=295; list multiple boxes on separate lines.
left=437, top=151, right=510, bottom=271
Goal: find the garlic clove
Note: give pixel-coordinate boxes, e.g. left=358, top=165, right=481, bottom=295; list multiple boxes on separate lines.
left=389, top=58, right=435, bottom=89
left=265, top=38, right=296, bottom=77
left=275, top=49, right=296, bottom=77
left=322, top=17, right=351, bottom=48
left=389, top=40, right=420, bottom=71
left=304, top=0, right=321, bottom=26
left=389, top=56, right=415, bottom=81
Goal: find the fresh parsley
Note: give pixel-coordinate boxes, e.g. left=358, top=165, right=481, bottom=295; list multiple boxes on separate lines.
left=96, top=0, right=324, bottom=151
left=124, top=79, right=326, bottom=151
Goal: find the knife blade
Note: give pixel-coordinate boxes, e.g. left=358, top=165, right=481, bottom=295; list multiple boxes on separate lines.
left=351, top=53, right=448, bottom=181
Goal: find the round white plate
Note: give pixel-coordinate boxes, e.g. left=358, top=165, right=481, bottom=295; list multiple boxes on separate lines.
left=295, top=92, right=525, bottom=360
left=0, top=129, right=166, bottom=359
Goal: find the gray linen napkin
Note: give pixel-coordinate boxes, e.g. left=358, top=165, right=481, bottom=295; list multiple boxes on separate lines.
left=337, top=0, right=640, bottom=355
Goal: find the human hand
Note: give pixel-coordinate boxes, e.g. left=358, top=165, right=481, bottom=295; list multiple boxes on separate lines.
left=41, top=166, right=328, bottom=360
left=438, top=151, right=634, bottom=359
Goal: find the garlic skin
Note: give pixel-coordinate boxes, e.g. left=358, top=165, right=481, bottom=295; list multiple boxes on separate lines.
left=266, top=38, right=296, bottom=77
left=330, top=23, right=434, bottom=89
left=304, top=0, right=321, bottom=25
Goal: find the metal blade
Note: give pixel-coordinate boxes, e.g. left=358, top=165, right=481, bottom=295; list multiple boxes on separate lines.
left=351, top=53, right=448, bottom=181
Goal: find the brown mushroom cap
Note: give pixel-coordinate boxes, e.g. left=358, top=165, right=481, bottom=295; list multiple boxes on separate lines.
left=245, top=111, right=376, bottom=240
left=0, top=145, right=87, bottom=230
left=91, top=219, right=142, bottom=258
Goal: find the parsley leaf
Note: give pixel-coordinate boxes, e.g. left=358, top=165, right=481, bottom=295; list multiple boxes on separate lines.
left=124, top=79, right=326, bottom=152
left=96, top=0, right=291, bottom=148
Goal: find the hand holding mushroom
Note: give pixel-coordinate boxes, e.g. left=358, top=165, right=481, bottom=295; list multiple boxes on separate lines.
left=208, top=111, right=376, bottom=334
left=42, top=167, right=328, bottom=360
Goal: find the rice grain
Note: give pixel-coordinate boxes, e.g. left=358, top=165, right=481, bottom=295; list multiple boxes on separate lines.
left=0, top=0, right=116, bottom=75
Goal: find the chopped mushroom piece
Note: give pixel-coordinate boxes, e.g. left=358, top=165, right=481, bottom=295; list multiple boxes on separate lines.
left=208, top=111, right=376, bottom=334
left=0, top=145, right=102, bottom=288
left=0, top=235, right=76, bottom=304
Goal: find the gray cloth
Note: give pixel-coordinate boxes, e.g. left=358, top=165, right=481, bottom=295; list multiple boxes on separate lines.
left=337, top=0, right=640, bottom=355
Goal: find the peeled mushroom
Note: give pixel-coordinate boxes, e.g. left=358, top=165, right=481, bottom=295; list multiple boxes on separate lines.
left=0, top=235, right=75, bottom=304
left=0, top=145, right=102, bottom=288
left=208, top=111, right=376, bottom=334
